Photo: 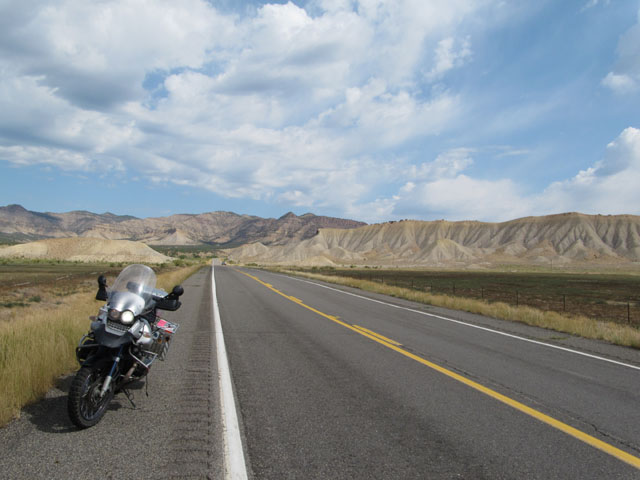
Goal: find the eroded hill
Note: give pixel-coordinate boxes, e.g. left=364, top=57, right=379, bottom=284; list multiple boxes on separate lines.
left=228, top=213, right=640, bottom=267
left=0, top=238, right=171, bottom=263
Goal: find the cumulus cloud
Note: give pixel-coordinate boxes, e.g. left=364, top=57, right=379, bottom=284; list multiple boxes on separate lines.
left=537, top=127, right=640, bottom=214
left=410, top=148, right=474, bottom=180
left=0, top=0, right=232, bottom=109
left=602, top=73, right=637, bottom=94
left=389, top=128, right=640, bottom=222
left=391, top=148, right=530, bottom=221
left=426, top=36, right=472, bottom=80
left=602, top=9, right=640, bottom=94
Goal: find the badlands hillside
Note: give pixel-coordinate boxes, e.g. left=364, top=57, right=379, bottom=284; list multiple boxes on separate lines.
left=228, top=213, right=640, bottom=267
left=0, top=238, right=171, bottom=264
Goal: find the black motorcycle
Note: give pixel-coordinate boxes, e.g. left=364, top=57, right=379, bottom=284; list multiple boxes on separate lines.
left=68, top=264, right=183, bottom=428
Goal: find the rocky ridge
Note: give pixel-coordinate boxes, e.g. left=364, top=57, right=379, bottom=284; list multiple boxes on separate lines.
left=0, top=205, right=365, bottom=246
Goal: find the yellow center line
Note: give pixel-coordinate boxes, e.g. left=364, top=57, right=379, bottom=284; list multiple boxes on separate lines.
left=353, top=325, right=402, bottom=346
left=236, top=269, right=640, bottom=469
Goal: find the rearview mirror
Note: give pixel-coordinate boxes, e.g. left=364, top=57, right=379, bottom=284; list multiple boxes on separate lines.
left=96, top=275, right=108, bottom=301
left=172, top=285, right=184, bottom=297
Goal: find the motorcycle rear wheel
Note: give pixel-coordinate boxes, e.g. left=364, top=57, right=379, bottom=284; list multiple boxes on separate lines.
left=68, top=367, right=114, bottom=428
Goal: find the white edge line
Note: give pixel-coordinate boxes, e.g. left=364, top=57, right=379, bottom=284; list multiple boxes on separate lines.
left=273, top=272, right=640, bottom=372
left=212, top=262, right=249, bottom=480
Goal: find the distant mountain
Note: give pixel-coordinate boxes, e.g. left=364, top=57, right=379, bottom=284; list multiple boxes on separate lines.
left=0, top=204, right=136, bottom=242
left=0, top=205, right=366, bottom=246
left=228, top=213, right=640, bottom=266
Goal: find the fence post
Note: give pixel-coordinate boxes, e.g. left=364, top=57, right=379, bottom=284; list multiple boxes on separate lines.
left=628, top=299, right=631, bottom=324
left=516, top=291, right=519, bottom=307
left=481, top=287, right=484, bottom=300
left=563, top=294, right=566, bottom=312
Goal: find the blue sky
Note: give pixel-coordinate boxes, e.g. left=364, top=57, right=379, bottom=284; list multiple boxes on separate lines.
left=1, top=0, right=639, bottom=223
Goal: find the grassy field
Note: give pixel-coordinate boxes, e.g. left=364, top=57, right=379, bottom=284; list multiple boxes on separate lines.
left=0, top=260, right=206, bottom=426
left=272, top=267, right=640, bottom=350
left=0, top=259, right=203, bottom=318
left=0, top=262, right=123, bottom=311
left=298, top=267, right=640, bottom=325
left=150, top=244, right=222, bottom=259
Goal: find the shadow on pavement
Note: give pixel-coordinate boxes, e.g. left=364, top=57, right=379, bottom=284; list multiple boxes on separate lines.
left=23, top=375, right=146, bottom=434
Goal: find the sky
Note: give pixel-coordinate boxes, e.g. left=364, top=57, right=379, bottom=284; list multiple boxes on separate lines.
left=1, top=0, right=639, bottom=223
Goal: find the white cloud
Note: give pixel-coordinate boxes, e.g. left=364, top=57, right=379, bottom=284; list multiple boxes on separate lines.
left=0, top=0, right=233, bottom=108
left=426, top=36, right=472, bottom=80
left=537, top=127, right=640, bottom=214
left=388, top=127, right=640, bottom=222
left=602, top=10, right=640, bottom=95
left=315, top=78, right=460, bottom=149
left=0, top=67, right=137, bottom=164
left=582, top=0, right=610, bottom=10
left=602, top=72, right=638, bottom=94
left=0, top=146, right=92, bottom=171
left=410, top=148, right=474, bottom=180
left=397, top=175, right=528, bottom=221
left=391, top=147, right=529, bottom=222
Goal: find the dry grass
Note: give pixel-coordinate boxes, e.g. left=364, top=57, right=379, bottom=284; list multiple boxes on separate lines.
left=156, top=264, right=203, bottom=291
left=0, top=264, right=204, bottom=427
left=279, top=269, right=640, bottom=350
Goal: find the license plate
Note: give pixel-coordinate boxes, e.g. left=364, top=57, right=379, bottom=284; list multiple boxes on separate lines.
left=156, top=318, right=179, bottom=334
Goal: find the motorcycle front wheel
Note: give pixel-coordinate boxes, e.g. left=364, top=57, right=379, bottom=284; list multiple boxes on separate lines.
left=67, top=367, right=115, bottom=428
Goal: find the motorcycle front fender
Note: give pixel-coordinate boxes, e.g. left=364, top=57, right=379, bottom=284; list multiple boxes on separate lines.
left=80, top=346, right=117, bottom=370
left=93, top=323, right=134, bottom=348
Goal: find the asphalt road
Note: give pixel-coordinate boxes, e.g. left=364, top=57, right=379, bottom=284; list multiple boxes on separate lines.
left=3, top=264, right=640, bottom=479
left=216, top=266, right=640, bottom=479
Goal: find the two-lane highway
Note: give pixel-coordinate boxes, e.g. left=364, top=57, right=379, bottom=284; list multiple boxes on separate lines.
left=2, top=264, right=640, bottom=479
left=216, top=265, right=640, bottom=479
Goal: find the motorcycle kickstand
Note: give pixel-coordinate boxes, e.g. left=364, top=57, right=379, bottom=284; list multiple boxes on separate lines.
left=122, top=388, right=137, bottom=409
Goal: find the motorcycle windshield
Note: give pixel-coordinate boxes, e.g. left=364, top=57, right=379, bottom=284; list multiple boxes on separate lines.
left=110, top=264, right=157, bottom=303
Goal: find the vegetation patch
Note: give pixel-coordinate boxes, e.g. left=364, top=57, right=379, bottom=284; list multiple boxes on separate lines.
left=150, top=244, right=221, bottom=259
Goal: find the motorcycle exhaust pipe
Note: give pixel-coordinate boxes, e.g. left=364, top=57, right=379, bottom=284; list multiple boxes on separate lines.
left=122, top=365, right=136, bottom=383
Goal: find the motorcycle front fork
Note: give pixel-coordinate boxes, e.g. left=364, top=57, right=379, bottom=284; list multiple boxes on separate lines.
left=100, top=345, right=123, bottom=398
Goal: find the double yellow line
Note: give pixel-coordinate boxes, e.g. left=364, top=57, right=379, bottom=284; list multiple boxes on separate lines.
left=237, top=270, right=640, bottom=469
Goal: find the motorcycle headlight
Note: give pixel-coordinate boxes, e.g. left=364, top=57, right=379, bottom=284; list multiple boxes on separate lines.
left=108, top=309, right=121, bottom=321
left=120, top=310, right=135, bottom=324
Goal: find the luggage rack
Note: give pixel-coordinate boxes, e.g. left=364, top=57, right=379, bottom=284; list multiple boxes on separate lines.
left=143, top=318, right=180, bottom=361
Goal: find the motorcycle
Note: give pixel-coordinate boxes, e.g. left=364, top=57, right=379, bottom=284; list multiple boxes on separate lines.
left=68, top=264, right=184, bottom=428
